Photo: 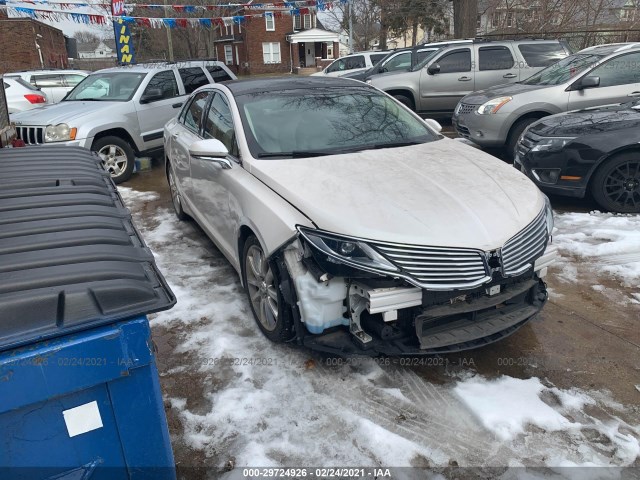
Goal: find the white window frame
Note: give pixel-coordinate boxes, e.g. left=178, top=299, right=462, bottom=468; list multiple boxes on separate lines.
left=293, top=15, right=301, bottom=30
left=262, top=42, right=281, bottom=64
left=303, top=14, right=312, bottom=29
left=265, top=13, right=275, bottom=31
left=224, top=45, right=234, bottom=65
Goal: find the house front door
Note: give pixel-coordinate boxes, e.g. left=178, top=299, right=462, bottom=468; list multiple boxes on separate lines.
left=304, top=42, right=315, bottom=68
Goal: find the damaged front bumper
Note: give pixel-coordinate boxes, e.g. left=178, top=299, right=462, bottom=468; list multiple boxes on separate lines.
left=274, top=237, right=557, bottom=357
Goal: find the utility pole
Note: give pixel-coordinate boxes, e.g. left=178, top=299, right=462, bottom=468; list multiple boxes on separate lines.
left=348, top=0, right=354, bottom=53
left=163, top=0, right=174, bottom=60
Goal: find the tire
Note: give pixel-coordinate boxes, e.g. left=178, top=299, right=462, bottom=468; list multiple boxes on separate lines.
left=506, top=117, right=539, bottom=162
left=93, top=135, right=135, bottom=184
left=167, top=163, right=189, bottom=221
left=242, top=235, right=294, bottom=342
left=590, top=152, right=640, bottom=213
left=393, top=94, right=415, bottom=111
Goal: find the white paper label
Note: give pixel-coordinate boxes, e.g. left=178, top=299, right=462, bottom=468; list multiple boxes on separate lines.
left=63, top=401, right=103, bottom=437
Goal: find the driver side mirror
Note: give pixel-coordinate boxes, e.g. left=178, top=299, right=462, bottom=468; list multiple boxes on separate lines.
left=574, top=76, right=600, bottom=91
left=189, top=139, right=231, bottom=168
left=140, top=87, right=164, bottom=104
left=427, top=63, right=441, bottom=75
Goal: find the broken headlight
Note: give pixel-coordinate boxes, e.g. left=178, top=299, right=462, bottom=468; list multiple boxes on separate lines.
left=297, top=227, right=399, bottom=274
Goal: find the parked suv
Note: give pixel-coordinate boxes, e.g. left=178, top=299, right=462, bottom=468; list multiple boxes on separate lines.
left=11, top=61, right=236, bottom=183
left=370, top=39, right=570, bottom=114
left=453, top=42, right=640, bottom=158
left=5, top=69, right=89, bottom=103
left=312, top=51, right=390, bottom=77
left=341, top=40, right=473, bottom=82
left=3, top=77, right=48, bottom=114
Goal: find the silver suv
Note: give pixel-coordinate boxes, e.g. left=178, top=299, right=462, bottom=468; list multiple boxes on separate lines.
left=11, top=61, right=236, bottom=183
left=453, top=43, right=640, bottom=158
left=369, top=39, right=570, bottom=114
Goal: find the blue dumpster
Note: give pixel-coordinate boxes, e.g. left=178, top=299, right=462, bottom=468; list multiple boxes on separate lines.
left=0, top=146, right=177, bottom=480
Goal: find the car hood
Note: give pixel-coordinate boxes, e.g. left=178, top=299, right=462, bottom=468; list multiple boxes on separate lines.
left=249, top=139, right=544, bottom=251
left=462, top=82, right=552, bottom=105
left=529, top=102, right=640, bottom=136
left=11, top=100, right=120, bottom=126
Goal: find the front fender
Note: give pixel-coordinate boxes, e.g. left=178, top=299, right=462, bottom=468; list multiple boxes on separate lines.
left=80, top=114, right=143, bottom=151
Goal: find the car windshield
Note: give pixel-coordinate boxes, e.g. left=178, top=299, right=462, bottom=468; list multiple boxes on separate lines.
left=412, top=48, right=444, bottom=70
left=65, top=72, right=146, bottom=101
left=520, top=53, right=605, bottom=86
left=237, top=87, right=440, bottom=158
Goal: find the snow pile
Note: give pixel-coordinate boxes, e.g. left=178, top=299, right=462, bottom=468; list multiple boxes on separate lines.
left=553, top=211, right=640, bottom=288
left=116, top=186, right=160, bottom=203
left=119, top=187, right=640, bottom=471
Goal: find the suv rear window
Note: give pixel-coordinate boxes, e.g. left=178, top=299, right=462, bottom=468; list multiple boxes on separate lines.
left=179, top=67, right=209, bottom=94
left=518, top=44, right=567, bottom=67
left=479, top=46, right=514, bottom=70
left=206, top=66, right=233, bottom=82
left=370, top=54, right=387, bottom=65
left=345, top=55, right=366, bottom=69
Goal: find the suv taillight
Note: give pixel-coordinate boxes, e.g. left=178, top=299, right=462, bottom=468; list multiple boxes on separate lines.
left=24, top=94, right=46, bottom=104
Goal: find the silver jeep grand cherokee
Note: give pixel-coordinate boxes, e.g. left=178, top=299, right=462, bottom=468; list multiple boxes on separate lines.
left=11, top=61, right=236, bottom=183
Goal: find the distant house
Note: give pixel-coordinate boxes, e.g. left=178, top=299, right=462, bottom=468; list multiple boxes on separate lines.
left=213, top=10, right=340, bottom=74
left=77, top=40, right=117, bottom=59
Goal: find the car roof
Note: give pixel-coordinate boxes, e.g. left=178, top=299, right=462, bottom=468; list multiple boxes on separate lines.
left=578, top=42, right=640, bottom=55
left=6, top=69, right=89, bottom=75
left=223, top=77, right=366, bottom=96
left=95, top=60, right=226, bottom=74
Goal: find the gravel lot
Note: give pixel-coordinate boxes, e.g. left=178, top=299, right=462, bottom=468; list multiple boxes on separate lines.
left=119, top=162, right=639, bottom=479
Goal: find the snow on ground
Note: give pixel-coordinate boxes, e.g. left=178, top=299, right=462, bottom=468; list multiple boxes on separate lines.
left=119, top=188, right=640, bottom=474
left=553, top=211, right=640, bottom=289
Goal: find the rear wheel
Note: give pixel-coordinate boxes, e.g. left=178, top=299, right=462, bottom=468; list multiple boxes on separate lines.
left=393, top=94, right=415, bottom=111
left=93, top=135, right=135, bottom=184
left=591, top=152, right=640, bottom=213
left=242, top=236, right=294, bottom=342
left=506, top=117, right=539, bottom=162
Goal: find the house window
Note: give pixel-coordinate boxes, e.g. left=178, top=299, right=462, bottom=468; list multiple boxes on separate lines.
left=477, top=14, right=482, bottom=29
left=303, top=14, right=312, bottom=29
left=506, top=12, right=514, bottom=27
left=225, top=45, right=234, bottom=65
left=262, top=42, right=281, bottom=64
left=327, top=44, right=333, bottom=59
left=293, top=15, right=301, bottom=30
left=492, top=12, right=500, bottom=27
left=265, top=13, right=275, bottom=31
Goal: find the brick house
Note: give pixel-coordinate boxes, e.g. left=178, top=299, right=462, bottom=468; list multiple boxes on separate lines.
left=213, top=9, right=340, bottom=75
left=0, top=16, right=69, bottom=74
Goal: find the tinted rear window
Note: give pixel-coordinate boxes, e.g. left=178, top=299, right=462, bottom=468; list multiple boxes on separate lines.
left=479, top=46, right=514, bottom=70
left=518, top=44, right=568, bottom=67
left=370, top=54, right=387, bottom=65
left=179, top=67, right=209, bottom=94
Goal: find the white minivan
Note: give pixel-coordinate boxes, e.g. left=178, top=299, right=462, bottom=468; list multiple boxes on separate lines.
left=312, top=51, right=390, bottom=77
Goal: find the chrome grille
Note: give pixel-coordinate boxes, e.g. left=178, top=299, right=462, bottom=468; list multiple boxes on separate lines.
left=456, top=103, right=476, bottom=115
left=501, top=209, right=548, bottom=275
left=372, top=242, right=490, bottom=290
left=16, top=126, right=45, bottom=145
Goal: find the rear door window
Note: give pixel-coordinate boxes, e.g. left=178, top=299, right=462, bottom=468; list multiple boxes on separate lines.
left=345, top=55, right=366, bottom=69
left=479, top=46, right=514, bottom=70
left=178, top=67, right=210, bottom=94
left=370, top=54, right=387, bottom=65
left=31, top=75, right=64, bottom=88
left=518, top=43, right=568, bottom=67
left=206, top=66, right=233, bottom=82
left=436, top=49, right=471, bottom=73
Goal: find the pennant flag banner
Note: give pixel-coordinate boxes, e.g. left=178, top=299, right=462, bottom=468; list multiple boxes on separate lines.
left=0, top=0, right=343, bottom=11
left=2, top=0, right=346, bottom=27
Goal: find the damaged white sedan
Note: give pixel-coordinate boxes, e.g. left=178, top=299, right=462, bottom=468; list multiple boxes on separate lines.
left=164, top=77, right=556, bottom=355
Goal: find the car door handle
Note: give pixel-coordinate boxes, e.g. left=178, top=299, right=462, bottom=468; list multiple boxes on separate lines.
left=503, top=73, right=517, bottom=79
left=627, top=91, right=640, bottom=97
left=458, top=76, right=472, bottom=82
left=172, top=102, right=183, bottom=108
left=171, top=132, right=180, bottom=139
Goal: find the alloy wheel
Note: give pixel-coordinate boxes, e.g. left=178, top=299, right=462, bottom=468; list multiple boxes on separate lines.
left=244, top=245, right=279, bottom=332
left=98, top=144, right=128, bottom=177
left=603, top=160, right=640, bottom=210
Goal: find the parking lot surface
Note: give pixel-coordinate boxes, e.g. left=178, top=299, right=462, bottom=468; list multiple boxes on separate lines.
left=120, top=163, right=639, bottom=478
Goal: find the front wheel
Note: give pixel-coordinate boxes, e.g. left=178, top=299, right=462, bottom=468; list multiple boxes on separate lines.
left=590, top=152, right=640, bottom=213
left=242, top=236, right=294, bottom=342
left=93, top=136, right=135, bottom=184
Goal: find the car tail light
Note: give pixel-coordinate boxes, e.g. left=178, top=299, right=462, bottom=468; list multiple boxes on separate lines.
left=24, top=94, right=46, bottom=104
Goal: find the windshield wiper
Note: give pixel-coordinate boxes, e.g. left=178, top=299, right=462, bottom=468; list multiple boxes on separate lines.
left=371, top=140, right=423, bottom=150
left=257, top=150, right=335, bottom=158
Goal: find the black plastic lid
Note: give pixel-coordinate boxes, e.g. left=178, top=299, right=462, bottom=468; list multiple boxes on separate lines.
left=0, top=146, right=176, bottom=352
